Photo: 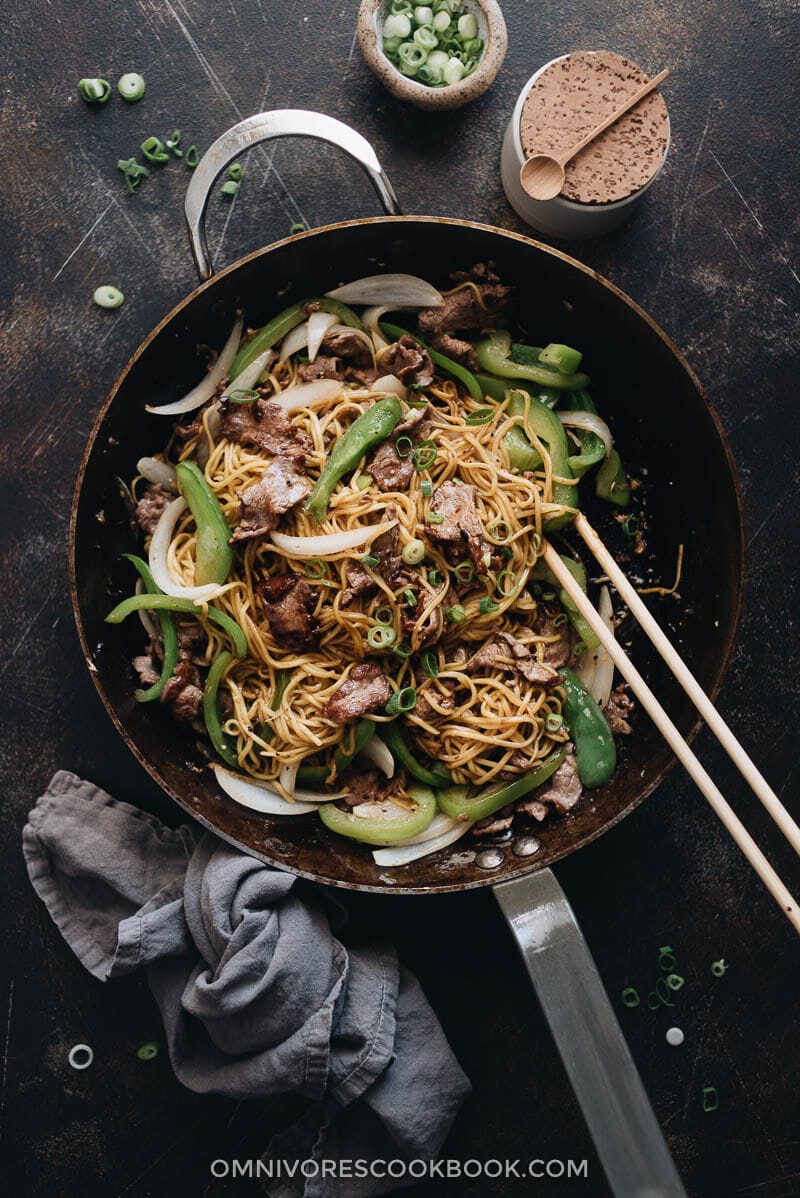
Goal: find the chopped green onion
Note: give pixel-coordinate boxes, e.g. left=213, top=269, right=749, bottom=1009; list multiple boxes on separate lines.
left=227, top=388, right=259, bottom=404
left=356, top=474, right=372, bottom=490
left=375, top=606, right=394, bottom=626
left=420, top=480, right=433, bottom=497
left=646, top=991, right=661, bottom=1011
left=368, top=625, right=397, bottom=650
left=621, top=514, right=640, bottom=537
left=78, top=77, right=111, bottom=103
left=408, top=398, right=428, bottom=408
left=395, top=435, right=414, bottom=458
left=93, top=285, right=124, bottom=310
left=421, top=651, right=439, bottom=678
left=386, top=686, right=417, bottom=715
left=453, top=561, right=474, bottom=584
left=465, top=408, right=494, bottom=425
left=136, top=1042, right=159, bottom=1061
left=486, top=519, right=512, bottom=543
left=541, top=590, right=556, bottom=602
left=496, top=569, right=518, bottom=597
left=428, top=569, right=443, bottom=586
left=711, top=959, right=728, bottom=978
left=118, top=72, right=145, bottom=102
left=166, top=130, right=183, bottom=157
left=428, top=513, right=444, bottom=525
left=621, top=987, right=640, bottom=1008
left=666, top=973, right=685, bottom=992
left=457, top=12, right=478, bottom=38
left=443, top=56, right=464, bottom=85
left=479, top=596, right=499, bottom=615
left=228, top=164, right=243, bottom=182
left=117, top=157, right=149, bottom=194
left=221, top=180, right=239, bottom=198
left=433, top=9, right=451, bottom=31
left=551, top=612, right=569, bottom=627
left=702, top=1086, right=719, bottom=1113
left=531, top=531, right=543, bottom=554
left=655, top=977, right=674, bottom=1007
left=545, top=713, right=564, bottom=733
left=303, top=558, right=328, bottom=580
left=499, top=545, right=513, bottom=560
left=186, top=144, right=200, bottom=168
left=392, top=641, right=412, bottom=659
left=413, top=24, right=438, bottom=51
left=658, top=945, right=677, bottom=972
left=403, top=588, right=418, bottom=607
left=397, top=41, right=427, bottom=75
left=402, top=538, right=426, bottom=565
left=141, top=136, right=169, bottom=163
left=447, top=604, right=467, bottom=624
left=289, top=222, right=306, bottom=234
left=383, top=11, right=412, bottom=38
left=414, top=440, right=437, bottom=470
left=572, top=641, right=586, bottom=656
left=361, top=554, right=380, bottom=568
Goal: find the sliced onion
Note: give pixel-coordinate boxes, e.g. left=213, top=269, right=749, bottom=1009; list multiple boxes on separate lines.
left=146, top=315, right=243, bottom=415
left=307, top=311, right=339, bottom=362
left=557, top=411, right=613, bottom=459
left=394, top=812, right=460, bottom=845
left=148, top=496, right=223, bottom=601
left=279, top=320, right=309, bottom=363
left=137, top=456, right=177, bottom=490
left=326, top=274, right=443, bottom=308
left=279, top=759, right=299, bottom=798
left=221, top=347, right=274, bottom=399
left=269, top=378, right=344, bottom=412
left=358, top=737, right=395, bottom=779
left=369, top=373, right=406, bottom=400
left=213, top=765, right=317, bottom=815
left=135, top=578, right=159, bottom=637
left=372, top=820, right=471, bottom=867
left=594, top=585, right=616, bottom=709
left=270, top=520, right=397, bottom=559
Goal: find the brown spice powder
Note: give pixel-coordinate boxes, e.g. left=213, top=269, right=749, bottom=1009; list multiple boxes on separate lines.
left=519, top=50, right=669, bottom=204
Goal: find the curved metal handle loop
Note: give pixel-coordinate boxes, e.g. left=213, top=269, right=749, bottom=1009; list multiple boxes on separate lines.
left=494, top=869, right=686, bottom=1198
left=184, top=109, right=402, bottom=280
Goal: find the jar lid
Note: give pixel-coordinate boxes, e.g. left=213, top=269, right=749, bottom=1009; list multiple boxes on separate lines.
left=519, top=50, right=669, bottom=204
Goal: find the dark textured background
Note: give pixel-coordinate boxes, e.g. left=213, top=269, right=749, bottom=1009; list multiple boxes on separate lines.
left=2, top=1, right=798, bottom=1195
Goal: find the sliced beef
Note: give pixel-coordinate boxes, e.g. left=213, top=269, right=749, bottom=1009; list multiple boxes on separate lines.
left=161, top=659, right=204, bottom=725
left=341, top=507, right=406, bottom=605
left=135, top=483, right=173, bottom=536
left=532, top=608, right=573, bottom=668
left=221, top=399, right=312, bottom=463
left=518, top=796, right=549, bottom=822
left=133, top=653, right=161, bottom=688
left=466, top=631, right=560, bottom=688
left=450, top=262, right=514, bottom=306
left=400, top=583, right=446, bottom=648
left=297, top=355, right=343, bottom=382
left=414, top=685, right=456, bottom=723
left=341, top=560, right=376, bottom=607
left=321, top=330, right=373, bottom=370
left=324, top=662, right=391, bottom=723
left=230, top=459, right=310, bottom=543
left=394, top=405, right=430, bottom=435
left=381, top=335, right=434, bottom=387
left=472, top=804, right=515, bottom=837
left=537, top=748, right=582, bottom=813
left=257, top=573, right=319, bottom=650
left=418, top=264, right=513, bottom=336
left=339, top=768, right=391, bottom=807
left=426, top=481, right=499, bottom=574
left=368, top=419, right=433, bottom=494
left=604, top=684, right=634, bottom=735
left=352, top=364, right=381, bottom=387
left=427, top=331, right=479, bottom=370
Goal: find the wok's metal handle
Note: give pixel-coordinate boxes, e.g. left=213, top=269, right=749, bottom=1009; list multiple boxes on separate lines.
left=494, top=869, right=686, bottom=1198
left=184, top=109, right=402, bottom=281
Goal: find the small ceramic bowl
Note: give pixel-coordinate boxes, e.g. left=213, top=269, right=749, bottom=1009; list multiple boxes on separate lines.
left=357, top=0, right=507, bottom=110
left=501, top=52, right=670, bottom=240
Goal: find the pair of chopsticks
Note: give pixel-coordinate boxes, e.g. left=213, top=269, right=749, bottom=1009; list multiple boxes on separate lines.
left=543, top=512, right=800, bottom=934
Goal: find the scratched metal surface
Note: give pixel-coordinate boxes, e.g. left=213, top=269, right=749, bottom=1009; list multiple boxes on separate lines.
left=1, top=1, right=798, bottom=1195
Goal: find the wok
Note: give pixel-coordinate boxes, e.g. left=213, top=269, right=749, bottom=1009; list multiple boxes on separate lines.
left=71, top=112, right=743, bottom=1197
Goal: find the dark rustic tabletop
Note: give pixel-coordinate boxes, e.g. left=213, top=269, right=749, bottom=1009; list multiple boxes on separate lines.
left=2, top=1, right=799, bottom=1195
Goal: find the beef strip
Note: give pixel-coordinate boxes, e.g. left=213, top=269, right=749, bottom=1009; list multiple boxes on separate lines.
left=532, top=608, right=574, bottom=667
left=414, top=684, right=456, bottom=723
left=230, top=458, right=311, bottom=542
left=368, top=419, right=433, bottom=494
left=324, top=662, right=391, bottom=723
left=339, top=768, right=392, bottom=807
left=352, top=364, right=381, bottom=387
left=472, top=804, right=516, bottom=837
left=427, top=331, right=479, bottom=370
left=466, top=631, right=561, bottom=688
left=426, top=481, right=498, bottom=574
left=135, top=483, right=173, bottom=536
left=341, top=506, right=406, bottom=606
left=537, top=747, right=582, bottom=813
left=381, top=335, right=434, bottom=387
left=518, top=796, right=549, bottom=822
left=321, top=330, right=373, bottom=370
left=161, top=659, right=204, bottom=724
left=132, top=653, right=161, bottom=688
left=297, top=355, right=344, bottom=382
left=394, top=405, right=430, bottom=435
left=257, top=574, right=319, bottom=650
left=221, top=399, right=312, bottom=462
left=417, top=264, right=514, bottom=335
left=604, top=683, right=634, bottom=735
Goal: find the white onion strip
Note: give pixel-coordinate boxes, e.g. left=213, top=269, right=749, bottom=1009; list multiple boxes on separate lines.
left=221, top=347, right=275, bottom=399
left=326, top=274, right=443, bottom=307
left=269, top=378, right=344, bottom=413
left=146, top=315, right=243, bottom=415
left=558, top=411, right=613, bottom=458
left=372, top=820, right=472, bottom=867
left=594, top=585, right=616, bottom=709
left=307, top=312, right=339, bottom=361
left=279, top=760, right=299, bottom=798
left=214, top=766, right=317, bottom=814
left=279, top=320, right=309, bottom=363
left=134, top=578, right=159, bottom=637
left=369, top=373, right=406, bottom=400
left=137, top=457, right=178, bottom=490
left=270, top=520, right=398, bottom=559
left=358, top=737, right=395, bottom=779
left=148, top=496, right=225, bottom=601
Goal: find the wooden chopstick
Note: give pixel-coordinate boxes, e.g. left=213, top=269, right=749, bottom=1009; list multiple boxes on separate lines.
left=542, top=542, right=800, bottom=935
left=575, top=512, right=800, bottom=857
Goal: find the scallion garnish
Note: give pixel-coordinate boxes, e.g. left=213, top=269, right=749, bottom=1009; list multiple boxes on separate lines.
left=711, top=959, right=728, bottom=978
left=118, top=72, right=145, bottom=102
left=621, top=987, right=640, bottom=1008
left=78, top=77, right=111, bottom=104
left=136, top=1041, right=159, bottom=1061
left=117, top=157, right=149, bottom=194
left=93, top=285, right=124, bottom=310
left=465, top=408, right=494, bottom=425
left=392, top=641, right=412, bottom=660
left=403, top=588, right=418, bottom=606
left=141, top=136, right=169, bottom=163
left=496, top=569, right=518, bottom=597
left=479, top=596, right=499, bottom=615
left=356, top=474, right=373, bottom=490
left=303, top=558, right=328, bottom=580
left=228, top=163, right=244, bottom=182
left=221, top=180, right=239, bottom=198
left=658, top=945, right=677, bottom=972
left=166, top=129, right=183, bottom=157
left=386, top=686, right=417, bottom=715
left=401, top=538, right=425, bottom=565
left=447, top=603, right=467, bottom=624
left=428, top=513, right=444, bottom=525
left=453, top=560, right=474, bottom=584
left=551, top=612, right=569, bottom=627
left=227, top=388, right=259, bottom=404
left=414, top=440, right=437, bottom=470
left=375, top=606, right=394, bottom=626
left=428, top=569, right=442, bottom=586
left=186, top=144, right=200, bottom=169
left=420, top=481, right=434, bottom=497
left=487, top=518, right=512, bottom=544
left=702, top=1085, right=719, bottom=1113
left=421, top=651, right=439, bottom=678
left=666, top=973, right=685, bottom=992
left=361, top=554, right=380, bottom=568
left=289, top=222, right=306, bottom=234
left=367, top=625, right=397, bottom=650
left=395, top=435, right=414, bottom=458
left=545, top=712, right=564, bottom=733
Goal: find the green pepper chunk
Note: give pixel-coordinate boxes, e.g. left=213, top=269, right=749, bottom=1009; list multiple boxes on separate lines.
left=378, top=721, right=452, bottom=787
left=105, top=592, right=248, bottom=657
left=559, top=667, right=616, bottom=788
left=538, top=342, right=583, bottom=375
left=230, top=297, right=363, bottom=380
left=532, top=556, right=600, bottom=650
left=297, top=718, right=375, bottom=785
left=305, top=396, right=403, bottom=522
left=203, top=651, right=238, bottom=767
left=379, top=321, right=483, bottom=399
left=475, top=332, right=590, bottom=391
left=319, top=783, right=436, bottom=845
left=123, top=555, right=179, bottom=703
left=565, top=391, right=606, bottom=478
left=595, top=448, right=631, bottom=508
left=437, top=748, right=567, bottom=821
left=502, top=390, right=577, bottom=531
left=175, top=461, right=233, bottom=586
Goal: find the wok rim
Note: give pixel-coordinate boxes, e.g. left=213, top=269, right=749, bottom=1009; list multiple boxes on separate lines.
left=69, top=215, right=747, bottom=895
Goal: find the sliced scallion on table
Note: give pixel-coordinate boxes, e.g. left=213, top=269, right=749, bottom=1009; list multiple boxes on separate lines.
left=118, top=72, right=145, bottom=102
left=93, top=285, right=124, bottom=309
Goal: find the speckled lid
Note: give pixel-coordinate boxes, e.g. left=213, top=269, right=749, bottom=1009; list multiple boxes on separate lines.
left=519, top=50, right=669, bottom=204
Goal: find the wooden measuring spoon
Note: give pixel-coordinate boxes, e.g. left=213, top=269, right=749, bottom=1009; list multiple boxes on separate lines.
left=519, top=67, right=670, bottom=201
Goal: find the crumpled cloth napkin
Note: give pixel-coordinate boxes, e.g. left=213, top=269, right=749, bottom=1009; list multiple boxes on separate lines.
left=22, top=771, right=470, bottom=1197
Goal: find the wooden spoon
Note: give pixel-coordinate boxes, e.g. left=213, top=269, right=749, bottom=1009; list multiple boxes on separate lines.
left=519, top=67, right=670, bottom=201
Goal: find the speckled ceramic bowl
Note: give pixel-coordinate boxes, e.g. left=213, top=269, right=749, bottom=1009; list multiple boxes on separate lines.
left=357, top=0, right=507, bottom=110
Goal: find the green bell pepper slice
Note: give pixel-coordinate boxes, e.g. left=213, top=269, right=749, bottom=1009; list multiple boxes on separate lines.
left=175, top=460, right=233, bottom=586
left=595, top=448, right=631, bottom=508
left=475, top=331, right=590, bottom=391
left=123, top=554, right=179, bottom=703
left=203, top=650, right=239, bottom=767
left=532, top=556, right=600, bottom=651
left=230, top=297, right=362, bottom=380
left=560, top=667, right=616, bottom=788
left=538, top=342, right=583, bottom=374
left=379, top=321, right=483, bottom=399
left=306, top=396, right=403, bottom=522
left=319, top=783, right=436, bottom=845
left=106, top=592, right=248, bottom=657
left=378, top=721, right=452, bottom=787
left=565, top=391, right=606, bottom=478
left=436, top=748, right=567, bottom=822
left=502, top=390, right=577, bottom=530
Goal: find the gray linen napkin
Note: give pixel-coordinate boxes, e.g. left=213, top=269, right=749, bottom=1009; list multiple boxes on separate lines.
left=22, top=770, right=471, bottom=1198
